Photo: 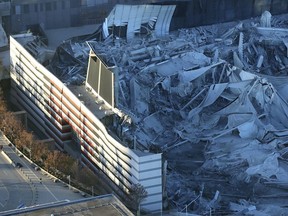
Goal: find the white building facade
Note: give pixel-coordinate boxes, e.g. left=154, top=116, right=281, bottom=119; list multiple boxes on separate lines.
left=9, top=36, right=163, bottom=212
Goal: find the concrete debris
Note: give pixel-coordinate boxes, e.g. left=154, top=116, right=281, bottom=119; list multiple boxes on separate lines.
left=0, top=24, right=8, bottom=48
left=229, top=201, right=257, bottom=214
left=21, top=35, right=54, bottom=65
left=260, top=11, right=272, bottom=28
left=48, top=40, right=90, bottom=85
left=26, top=8, right=288, bottom=215
left=104, top=4, right=176, bottom=40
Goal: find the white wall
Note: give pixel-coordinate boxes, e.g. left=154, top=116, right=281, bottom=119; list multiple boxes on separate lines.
left=10, top=36, right=163, bottom=212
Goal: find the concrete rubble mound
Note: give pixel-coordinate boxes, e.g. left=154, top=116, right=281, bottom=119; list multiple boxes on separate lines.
left=24, top=8, right=288, bottom=215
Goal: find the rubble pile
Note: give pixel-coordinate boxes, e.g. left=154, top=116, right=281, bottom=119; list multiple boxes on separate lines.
left=48, top=40, right=90, bottom=85
left=45, top=11, right=288, bottom=215
left=20, top=34, right=55, bottom=66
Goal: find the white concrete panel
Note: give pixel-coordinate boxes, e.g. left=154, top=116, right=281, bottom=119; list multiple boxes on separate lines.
left=138, top=160, right=161, bottom=171
left=140, top=176, right=162, bottom=187
left=141, top=201, right=162, bottom=213
left=143, top=193, right=162, bottom=205
left=145, top=186, right=162, bottom=195
left=139, top=169, right=161, bottom=179
left=138, top=153, right=162, bottom=163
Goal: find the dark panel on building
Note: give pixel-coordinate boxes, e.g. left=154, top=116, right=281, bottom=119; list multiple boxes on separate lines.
left=237, top=0, right=254, bottom=19
left=87, top=56, right=100, bottom=92
left=71, top=14, right=82, bottom=27
left=99, top=65, right=114, bottom=107
left=271, top=0, right=288, bottom=14
left=86, top=55, right=114, bottom=107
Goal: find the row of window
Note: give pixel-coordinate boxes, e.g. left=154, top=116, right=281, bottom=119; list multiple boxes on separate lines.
left=13, top=1, right=67, bottom=15
left=12, top=0, right=109, bottom=15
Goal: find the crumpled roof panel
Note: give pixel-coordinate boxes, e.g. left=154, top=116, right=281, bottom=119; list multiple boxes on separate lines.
left=104, top=4, right=176, bottom=39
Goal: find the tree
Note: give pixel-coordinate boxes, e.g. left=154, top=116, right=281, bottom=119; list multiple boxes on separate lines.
left=56, top=153, right=75, bottom=176
left=0, top=112, right=24, bottom=143
left=0, top=87, right=7, bottom=114
left=44, top=150, right=75, bottom=176
left=14, top=130, right=33, bottom=151
left=44, top=150, right=61, bottom=172
left=71, top=160, right=80, bottom=179
left=32, top=141, right=49, bottom=165
left=129, top=183, right=148, bottom=215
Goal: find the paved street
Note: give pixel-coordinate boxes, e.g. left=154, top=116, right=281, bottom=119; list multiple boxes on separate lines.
left=0, top=152, right=33, bottom=211
left=0, top=134, right=86, bottom=213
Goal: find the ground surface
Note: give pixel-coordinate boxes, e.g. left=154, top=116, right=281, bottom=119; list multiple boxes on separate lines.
left=0, top=134, right=84, bottom=213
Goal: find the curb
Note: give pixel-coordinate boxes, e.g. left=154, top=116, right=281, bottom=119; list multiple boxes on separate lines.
left=1, top=133, right=88, bottom=196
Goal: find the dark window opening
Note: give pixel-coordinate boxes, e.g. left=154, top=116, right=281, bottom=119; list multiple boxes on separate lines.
left=62, top=0, right=66, bottom=10
left=173, top=2, right=188, bottom=18
left=34, top=4, right=38, bottom=12
left=53, top=2, right=57, bottom=10
left=14, top=5, right=21, bottom=15
left=11, top=6, right=15, bottom=14
left=70, top=0, right=80, bottom=8
left=45, top=2, right=52, bottom=11
left=23, top=4, right=29, bottom=14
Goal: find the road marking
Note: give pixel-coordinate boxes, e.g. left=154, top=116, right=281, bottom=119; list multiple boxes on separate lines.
left=16, top=158, right=59, bottom=202
left=3, top=170, right=7, bottom=175
left=42, top=183, right=59, bottom=201
left=0, top=187, right=8, bottom=209
left=6, top=143, right=60, bottom=202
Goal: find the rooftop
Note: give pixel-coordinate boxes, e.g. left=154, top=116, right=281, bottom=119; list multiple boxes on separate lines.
left=0, top=194, right=133, bottom=216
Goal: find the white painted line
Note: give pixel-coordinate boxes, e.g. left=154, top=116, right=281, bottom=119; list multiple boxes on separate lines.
left=17, top=158, right=59, bottom=202
left=42, top=183, right=59, bottom=202
left=1, top=151, right=13, bottom=164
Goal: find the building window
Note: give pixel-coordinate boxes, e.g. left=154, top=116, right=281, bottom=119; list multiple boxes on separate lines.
left=53, top=2, right=57, bottom=10
left=45, top=2, right=52, bottom=11
left=15, top=5, right=21, bottom=15
left=87, top=0, right=95, bottom=7
left=62, top=0, right=66, bottom=10
left=86, top=0, right=105, bottom=7
left=70, top=0, right=80, bottom=8
left=34, top=4, right=38, bottom=12
left=23, top=4, right=29, bottom=14
left=40, top=3, right=43, bottom=11
left=81, top=0, right=87, bottom=6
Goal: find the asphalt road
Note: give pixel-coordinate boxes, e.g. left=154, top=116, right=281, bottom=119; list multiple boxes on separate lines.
left=0, top=135, right=85, bottom=214
left=0, top=152, right=33, bottom=211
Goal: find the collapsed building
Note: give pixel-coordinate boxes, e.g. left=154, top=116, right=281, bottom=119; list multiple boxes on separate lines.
left=9, top=3, right=288, bottom=215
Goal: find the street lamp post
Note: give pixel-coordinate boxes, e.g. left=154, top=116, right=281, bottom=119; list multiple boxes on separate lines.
left=29, top=147, right=31, bottom=160
left=68, top=175, right=71, bottom=190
